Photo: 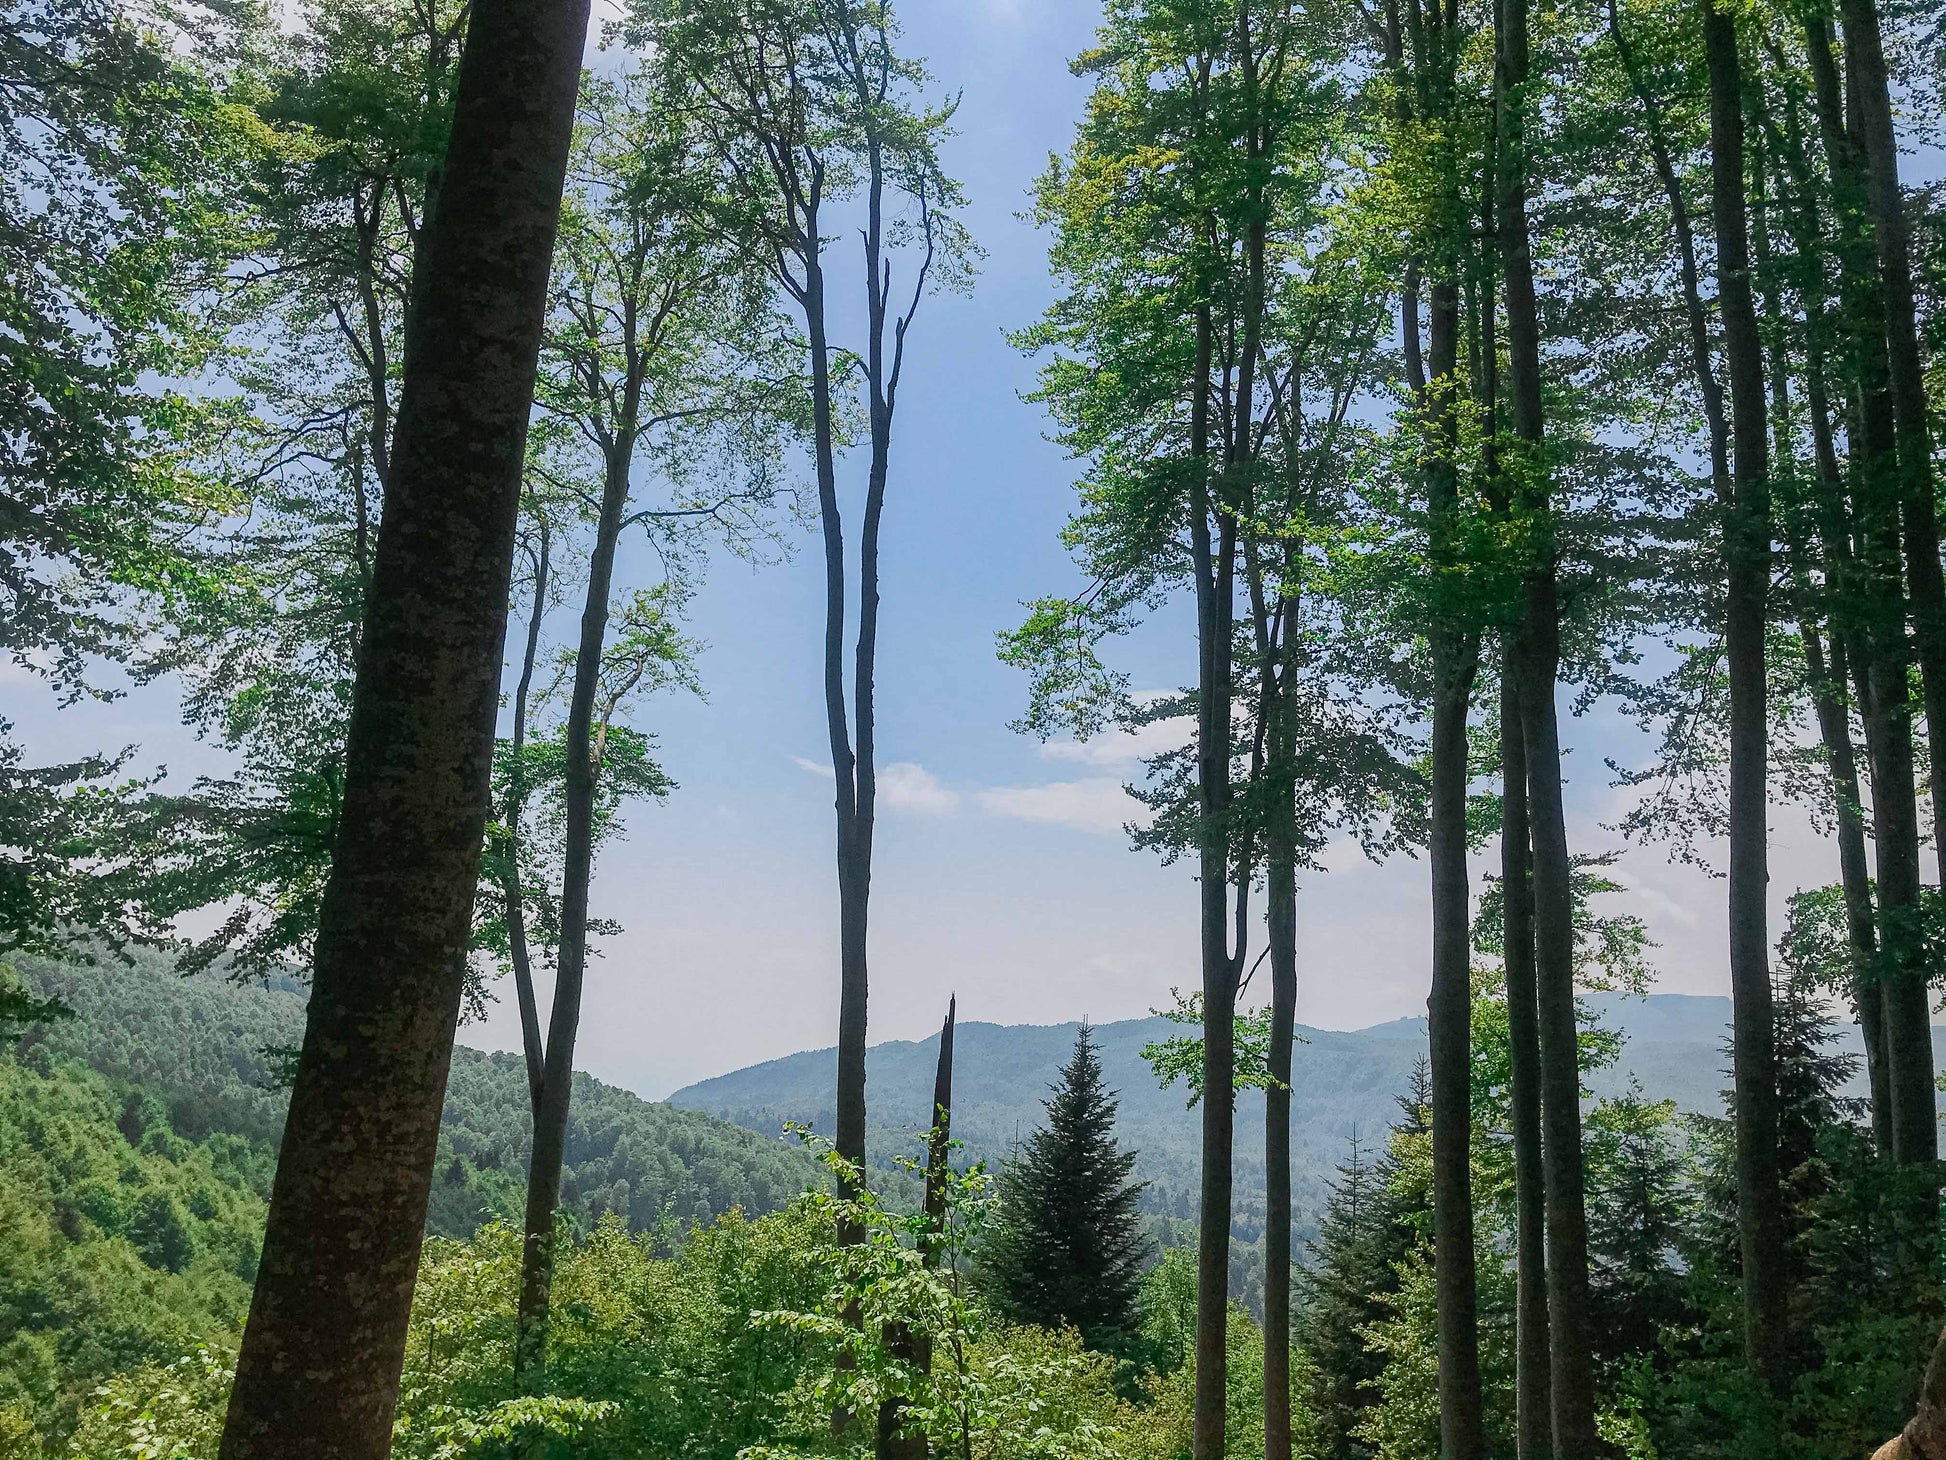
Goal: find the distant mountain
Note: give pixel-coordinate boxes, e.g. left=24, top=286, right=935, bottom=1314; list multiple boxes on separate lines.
left=669, top=992, right=1939, bottom=1246
left=15, top=950, right=821, bottom=1238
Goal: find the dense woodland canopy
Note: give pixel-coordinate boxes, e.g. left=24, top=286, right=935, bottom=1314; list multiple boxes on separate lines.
left=4, top=0, right=1946, bottom=1453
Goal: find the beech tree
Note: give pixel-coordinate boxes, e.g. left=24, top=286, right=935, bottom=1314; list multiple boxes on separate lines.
left=507, top=66, right=796, bottom=1389
left=216, top=0, right=593, bottom=1449
left=629, top=0, right=970, bottom=1220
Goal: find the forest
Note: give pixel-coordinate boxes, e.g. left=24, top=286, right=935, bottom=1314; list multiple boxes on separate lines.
left=4, top=0, right=1946, bottom=1453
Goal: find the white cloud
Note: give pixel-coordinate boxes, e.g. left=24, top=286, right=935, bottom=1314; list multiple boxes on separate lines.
left=1039, top=715, right=1193, bottom=770
left=879, top=762, right=960, bottom=815
left=977, top=777, right=1151, bottom=836
left=792, top=755, right=835, bottom=779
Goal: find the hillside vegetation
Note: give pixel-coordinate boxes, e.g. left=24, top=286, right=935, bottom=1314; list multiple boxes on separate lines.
left=0, top=953, right=820, bottom=1445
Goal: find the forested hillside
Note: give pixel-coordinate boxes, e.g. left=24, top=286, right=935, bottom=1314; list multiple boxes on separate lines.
left=15, top=952, right=822, bottom=1237
left=0, top=953, right=821, bottom=1444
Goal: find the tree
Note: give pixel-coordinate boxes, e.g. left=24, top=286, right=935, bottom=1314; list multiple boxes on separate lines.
left=125, top=0, right=468, bottom=979
left=508, top=63, right=794, bottom=1389
left=0, top=0, right=261, bottom=958
left=979, top=1026, right=1149, bottom=1355
left=1699, top=0, right=1786, bottom=1405
left=630, top=0, right=969, bottom=1226
left=215, top=0, right=593, bottom=1449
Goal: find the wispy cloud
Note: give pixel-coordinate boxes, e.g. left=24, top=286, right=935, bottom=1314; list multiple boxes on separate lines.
left=977, top=777, right=1149, bottom=837
left=879, top=761, right=960, bottom=815
left=791, top=755, right=836, bottom=779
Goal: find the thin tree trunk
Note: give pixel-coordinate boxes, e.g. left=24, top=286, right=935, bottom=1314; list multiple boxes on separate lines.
left=515, top=435, right=635, bottom=1387
left=1264, top=777, right=1297, bottom=1460
left=1704, top=0, right=1786, bottom=1395
left=1768, top=67, right=1895, bottom=1153
left=1804, top=624, right=1892, bottom=1145
left=1804, top=7, right=1933, bottom=1171
left=1426, top=260, right=1485, bottom=1460
left=1501, top=670, right=1552, bottom=1460
left=1497, top=0, right=1598, bottom=1441
left=505, top=519, right=551, bottom=1109
left=1190, top=280, right=1242, bottom=1460
left=218, top=0, right=589, bottom=1447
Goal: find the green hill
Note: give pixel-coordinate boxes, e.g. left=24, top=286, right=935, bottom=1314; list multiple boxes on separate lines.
left=1, top=949, right=823, bottom=1444
left=13, top=949, right=822, bottom=1239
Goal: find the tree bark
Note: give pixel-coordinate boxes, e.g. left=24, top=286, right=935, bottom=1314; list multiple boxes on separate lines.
left=217, top=0, right=589, bottom=1449
left=1501, top=671, right=1552, bottom=1460
left=1704, top=0, right=1787, bottom=1396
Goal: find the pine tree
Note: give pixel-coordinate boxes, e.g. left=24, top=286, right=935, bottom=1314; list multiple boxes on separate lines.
left=979, top=1025, right=1149, bottom=1352
left=1296, top=1068, right=1434, bottom=1460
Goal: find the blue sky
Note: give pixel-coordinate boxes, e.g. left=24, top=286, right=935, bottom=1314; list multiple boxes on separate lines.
left=12, top=0, right=1865, bottom=1099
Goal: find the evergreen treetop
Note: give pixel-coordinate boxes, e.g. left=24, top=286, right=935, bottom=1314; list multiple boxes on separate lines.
left=978, top=1024, right=1150, bottom=1353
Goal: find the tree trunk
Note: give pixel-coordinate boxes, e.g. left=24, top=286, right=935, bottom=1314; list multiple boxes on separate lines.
left=1190, top=286, right=1241, bottom=1460
left=217, top=0, right=589, bottom=1449
left=1428, top=630, right=1483, bottom=1460
left=505, top=519, right=550, bottom=1112
left=1496, top=0, right=1599, bottom=1442
left=1838, top=0, right=1942, bottom=1180
left=1839, top=0, right=1946, bottom=906
left=515, top=440, right=632, bottom=1388
left=1804, top=6, right=1934, bottom=1174
left=1805, top=625, right=1892, bottom=1119
left=1264, top=815, right=1297, bottom=1460
left=1501, top=670, right=1552, bottom=1460
left=1704, top=0, right=1787, bottom=1396
left=1426, top=249, right=1485, bottom=1460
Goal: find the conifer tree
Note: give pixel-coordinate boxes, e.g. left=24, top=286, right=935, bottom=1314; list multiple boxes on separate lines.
left=978, top=1026, right=1149, bottom=1353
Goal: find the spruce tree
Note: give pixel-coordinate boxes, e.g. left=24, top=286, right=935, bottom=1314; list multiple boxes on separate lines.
left=979, top=1025, right=1149, bottom=1352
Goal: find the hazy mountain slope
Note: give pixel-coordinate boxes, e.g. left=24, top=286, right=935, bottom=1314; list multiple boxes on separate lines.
left=669, top=993, right=1939, bottom=1242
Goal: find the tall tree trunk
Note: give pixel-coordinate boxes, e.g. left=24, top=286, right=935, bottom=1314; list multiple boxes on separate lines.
left=1838, top=0, right=1942, bottom=1182
left=1264, top=785, right=1297, bottom=1460
left=218, top=0, right=589, bottom=1449
left=1839, top=0, right=1946, bottom=907
left=1501, top=670, right=1552, bottom=1460
left=1804, top=6, right=1932, bottom=1173
left=1704, top=0, right=1787, bottom=1395
left=1190, top=284, right=1243, bottom=1460
left=505, top=519, right=551, bottom=1111
left=1426, top=257, right=1485, bottom=1460
left=515, top=439, right=633, bottom=1388
left=1497, top=0, right=1599, bottom=1443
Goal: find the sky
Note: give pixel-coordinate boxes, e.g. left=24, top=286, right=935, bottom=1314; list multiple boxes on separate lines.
left=11, top=0, right=1887, bottom=1101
